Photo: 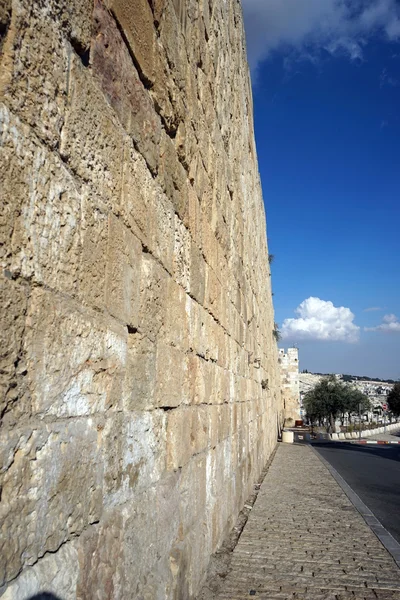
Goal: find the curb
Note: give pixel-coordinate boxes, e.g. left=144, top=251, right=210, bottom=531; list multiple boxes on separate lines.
left=310, top=444, right=400, bottom=569
left=351, top=440, right=400, bottom=445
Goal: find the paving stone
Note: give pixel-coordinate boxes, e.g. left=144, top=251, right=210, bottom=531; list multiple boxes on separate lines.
left=199, top=444, right=400, bottom=600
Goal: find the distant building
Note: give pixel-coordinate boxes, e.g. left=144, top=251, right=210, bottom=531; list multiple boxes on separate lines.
left=279, top=348, right=300, bottom=423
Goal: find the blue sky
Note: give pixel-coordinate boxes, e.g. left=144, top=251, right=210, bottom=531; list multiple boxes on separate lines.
left=242, top=0, right=400, bottom=379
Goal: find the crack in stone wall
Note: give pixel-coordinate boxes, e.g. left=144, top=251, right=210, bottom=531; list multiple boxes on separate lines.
left=0, top=0, right=283, bottom=598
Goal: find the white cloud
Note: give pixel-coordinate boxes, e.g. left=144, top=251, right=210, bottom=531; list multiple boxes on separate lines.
left=242, top=0, right=400, bottom=71
left=383, top=313, right=398, bottom=323
left=281, top=297, right=360, bottom=342
left=363, top=306, right=383, bottom=312
left=365, top=314, right=400, bottom=332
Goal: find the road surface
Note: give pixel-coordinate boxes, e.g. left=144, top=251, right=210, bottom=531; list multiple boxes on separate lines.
left=313, top=441, right=400, bottom=544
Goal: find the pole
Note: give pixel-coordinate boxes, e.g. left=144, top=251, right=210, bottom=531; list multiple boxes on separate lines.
left=359, top=402, right=362, bottom=441
left=384, top=408, right=386, bottom=434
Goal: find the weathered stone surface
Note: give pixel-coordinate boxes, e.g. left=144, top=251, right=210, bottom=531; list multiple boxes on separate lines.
left=0, top=419, right=103, bottom=586
left=60, top=54, right=125, bottom=205
left=92, top=1, right=161, bottom=173
left=105, top=214, right=141, bottom=328
left=0, top=275, right=29, bottom=425
left=123, top=331, right=157, bottom=410
left=79, top=197, right=108, bottom=310
left=158, top=129, right=188, bottom=216
left=122, top=475, right=181, bottom=599
left=105, top=0, right=156, bottom=86
left=0, top=0, right=11, bottom=56
left=155, top=342, right=189, bottom=408
left=102, top=410, right=166, bottom=504
left=166, top=406, right=193, bottom=470
left=0, top=4, right=69, bottom=146
left=25, top=288, right=127, bottom=417
left=76, top=516, right=125, bottom=600
left=173, top=216, right=191, bottom=292
left=1, top=542, right=79, bottom=600
left=0, top=104, right=81, bottom=291
left=0, top=0, right=283, bottom=597
left=138, top=253, right=168, bottom=341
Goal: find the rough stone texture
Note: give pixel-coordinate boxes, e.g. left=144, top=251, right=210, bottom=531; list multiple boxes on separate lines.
left=279, top=347, right=301, bottom=423
left=199, top=444, right=400, bottom=600
left=0, top=0, right=282, bottom=598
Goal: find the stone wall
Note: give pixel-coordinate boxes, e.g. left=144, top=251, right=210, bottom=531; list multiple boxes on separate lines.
left=279, top=348, right=300, bottom=423
left=0, top=1, right=282, bottom=598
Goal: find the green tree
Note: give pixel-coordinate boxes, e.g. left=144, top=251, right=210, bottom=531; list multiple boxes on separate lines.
left=303, top=376, right=370, bottom=433
left=388, top=382, right=400, bottom=416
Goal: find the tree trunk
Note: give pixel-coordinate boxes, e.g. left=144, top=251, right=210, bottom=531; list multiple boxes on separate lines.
left=329, top=413, right=336, bottom=433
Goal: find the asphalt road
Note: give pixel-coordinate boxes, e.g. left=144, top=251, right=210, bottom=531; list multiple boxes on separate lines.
left=312, top=442, right=400, bottom=544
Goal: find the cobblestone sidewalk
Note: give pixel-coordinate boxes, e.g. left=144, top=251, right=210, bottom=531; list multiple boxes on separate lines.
left=199, top=444, right=400, bottom=600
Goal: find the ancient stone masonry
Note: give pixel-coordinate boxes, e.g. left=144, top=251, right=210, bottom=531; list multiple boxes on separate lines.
left=0, top=1, right=282, bottom=598
left=279, top=348, right=300, bottom=423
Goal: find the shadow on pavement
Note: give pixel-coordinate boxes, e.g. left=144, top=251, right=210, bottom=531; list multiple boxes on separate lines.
left=311, top=441, right=400, bottom=463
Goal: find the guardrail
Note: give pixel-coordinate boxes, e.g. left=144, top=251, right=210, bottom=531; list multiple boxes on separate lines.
left=329, top=422, right=400, bottom=441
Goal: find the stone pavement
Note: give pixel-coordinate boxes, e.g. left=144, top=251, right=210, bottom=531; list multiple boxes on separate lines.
left=199, top=443, right=400, bottom=600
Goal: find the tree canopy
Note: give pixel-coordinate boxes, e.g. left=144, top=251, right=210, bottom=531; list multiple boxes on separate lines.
left=388, top=382, right=400, bottom=416
left=303, top=376, right=371, bottom=433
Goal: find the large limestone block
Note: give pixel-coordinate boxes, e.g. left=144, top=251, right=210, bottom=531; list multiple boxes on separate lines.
left=150, top=34, right=186, bottom=136
left=92, top=1, right=161, bottom=173
left=105, top=215, right=141, bottom=328
left=60, top=55, right=125, bottom=205
left=157, top=0, right=186, bottom=90
left=25, top=288, right=127, bottom=417
left=102, top=410, right=166, bottom=505
left=179, top=453, right=207, bottom=537
left=122, top=475, right=180, bottom=599
left=120, top=143, right=151, bottom=241
left=182, top=182, right=201, bottom=246
left=105, top=0, right=156, bottom=86
left=173, top=216, right=191, bottom=293
left=188, top=354, right=214, bottom=406
left=189, top=152, right=211, bottom=206
left=147, top=187, right=175, bottom=274
left=214, top=365, right=230, bottom=406
left=121, top=143, right=175, bottom=273
left=0, top=275, right=29, bottom=426
left=200, top=212, right=219, bottom=274
left=158, top=129, right=188, bottom=217
left=204, top=263, right=223, bottom=323
left=76, top=515, right=125, bottom=600
left=0, top=3, right=69, bottom=146
left=79, top=197, right=108, bottom=310
left=80, top=478, right=182, bottom=599
left=189, top=301, right=220, bottom=363
left=155, top=342, right=189, bottom=408
left=138, top=253, right=168, bottom=341
left=175, top=118, right=197, bottom=172
left=190, top=238, right=206, bottom=305
left=191, top=405, right=211, bottom=455
left=0, top=105, right=81, bottom=292
left=123, top=332, right=157, bottom=411
left=0, top=419, right=103, bottom=586
left=166, top=407, right=193, bottom=470
left=1, top=542, right=79, bottom=600
left=159, top=276, right=190, bottom=352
